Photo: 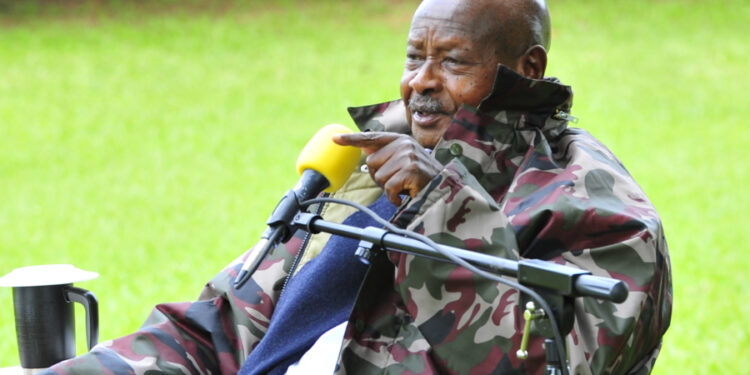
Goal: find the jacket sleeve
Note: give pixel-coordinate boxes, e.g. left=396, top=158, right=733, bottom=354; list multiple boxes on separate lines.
left=43, top=229, right=309, bottom=375
left=388, top=133, right=671, bottom=374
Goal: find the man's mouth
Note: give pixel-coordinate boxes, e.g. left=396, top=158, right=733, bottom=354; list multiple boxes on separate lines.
left=411, top=110, right=444, bottom=126
left=409, top=94, right=447, bottom=126
left=412, top=109, right=437, bottom=116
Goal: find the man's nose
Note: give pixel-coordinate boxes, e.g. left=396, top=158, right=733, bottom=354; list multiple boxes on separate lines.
left=409, top=60, right=442, bottom=95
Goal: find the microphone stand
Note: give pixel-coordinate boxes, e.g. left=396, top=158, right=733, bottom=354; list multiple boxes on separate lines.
left=250, top=189, right=627, bottom=374
left=285, top=209, right=629, bottom=375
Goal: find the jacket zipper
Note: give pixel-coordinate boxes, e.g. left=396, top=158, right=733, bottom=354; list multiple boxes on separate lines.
left=279, top=194, right=327, bottom=295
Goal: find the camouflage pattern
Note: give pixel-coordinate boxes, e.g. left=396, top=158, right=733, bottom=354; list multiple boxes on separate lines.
left=45, top=66, right=671, bottom=375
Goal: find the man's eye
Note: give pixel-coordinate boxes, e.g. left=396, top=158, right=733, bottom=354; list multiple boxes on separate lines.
left=405, top=54, right=424, bottom=69
left=444, top=57, right=462, bottom=65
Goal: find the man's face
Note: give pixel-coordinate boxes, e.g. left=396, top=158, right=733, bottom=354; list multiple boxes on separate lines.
left=400, top=0, right=505, bottom=148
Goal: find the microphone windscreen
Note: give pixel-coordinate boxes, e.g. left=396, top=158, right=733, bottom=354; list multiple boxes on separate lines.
left=296, top=124, right=361, bottom=193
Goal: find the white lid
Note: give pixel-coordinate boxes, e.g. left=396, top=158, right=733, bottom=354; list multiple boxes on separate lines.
left=0, top=264, right=99, bottom=287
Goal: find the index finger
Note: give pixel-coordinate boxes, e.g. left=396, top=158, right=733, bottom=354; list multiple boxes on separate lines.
left=332, top=131, right=403, bottom=155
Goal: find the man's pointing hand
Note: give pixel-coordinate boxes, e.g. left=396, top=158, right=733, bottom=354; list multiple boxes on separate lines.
left=333, top=132, right=443, bottom=206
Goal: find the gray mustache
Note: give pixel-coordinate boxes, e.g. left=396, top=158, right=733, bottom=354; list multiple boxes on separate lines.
left=409, top=94, right=444, bottom=114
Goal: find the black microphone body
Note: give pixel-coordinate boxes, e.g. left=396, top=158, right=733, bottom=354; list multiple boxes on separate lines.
left=266, top=169, right=330, bottom=242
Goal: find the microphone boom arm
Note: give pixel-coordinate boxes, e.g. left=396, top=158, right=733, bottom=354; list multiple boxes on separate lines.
left=291, top=211, right=628, bottom=303
left=291, top=210, right=628, bottom=374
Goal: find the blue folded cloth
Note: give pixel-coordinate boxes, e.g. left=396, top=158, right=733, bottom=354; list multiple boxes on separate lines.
left=239, top=195, right=395, bottom=375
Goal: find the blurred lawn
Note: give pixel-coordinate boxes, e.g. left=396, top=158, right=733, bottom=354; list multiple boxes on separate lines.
left=1, top=0, right=748, bottom=373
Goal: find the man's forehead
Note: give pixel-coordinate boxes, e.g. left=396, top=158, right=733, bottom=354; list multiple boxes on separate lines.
left=408, top=17, right=471, bottom=36
left=409, top=0, right=498, bottom=38
left=411, top=0, right=471, bottom=26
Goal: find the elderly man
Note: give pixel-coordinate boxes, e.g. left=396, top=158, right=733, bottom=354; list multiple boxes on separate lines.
left=47, top=0, right=671, bottom=374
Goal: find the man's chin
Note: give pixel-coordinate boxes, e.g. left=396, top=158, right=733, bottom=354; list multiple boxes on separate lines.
left=411, top=116, right=451, bottom=148
left=412, top=127, right=443, bottom=149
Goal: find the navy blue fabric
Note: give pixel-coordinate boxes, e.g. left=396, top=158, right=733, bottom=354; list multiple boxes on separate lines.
left=238, top=195, right=396, bottom=375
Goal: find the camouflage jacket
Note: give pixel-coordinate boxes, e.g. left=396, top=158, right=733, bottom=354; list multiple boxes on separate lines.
left=46, top=66, right=671, bottom=375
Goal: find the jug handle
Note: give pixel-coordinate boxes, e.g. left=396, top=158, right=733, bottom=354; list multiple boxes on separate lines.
left=64, top=286, right=99, bottom=351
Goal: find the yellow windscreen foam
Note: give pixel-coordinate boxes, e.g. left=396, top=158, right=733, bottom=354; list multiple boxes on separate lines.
left=295, top=124, right=361, bottom=193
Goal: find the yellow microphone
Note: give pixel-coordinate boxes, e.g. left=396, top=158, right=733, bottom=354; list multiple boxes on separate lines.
left=295, top=124, right=360, bottom=193
left=234, top=124, right=361, bottom=287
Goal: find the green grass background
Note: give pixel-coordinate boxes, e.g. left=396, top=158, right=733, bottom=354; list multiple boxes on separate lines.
left=1, top=0, right=748, bottom=373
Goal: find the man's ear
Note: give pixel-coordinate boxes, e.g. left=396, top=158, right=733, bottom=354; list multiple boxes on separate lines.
left=515, top=45, right=547, bottom=80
